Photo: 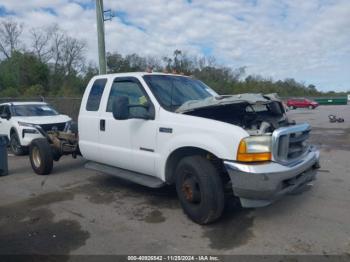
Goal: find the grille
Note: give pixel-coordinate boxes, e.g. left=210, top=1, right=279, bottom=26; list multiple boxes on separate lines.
left=272, top=123, right=311, bottom=164
left=39, top=122, right=67, bottom=132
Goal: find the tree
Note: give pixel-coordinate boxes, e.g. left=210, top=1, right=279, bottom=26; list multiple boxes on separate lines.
left=173, top=49, right=182, bottom=71
left=61, top=36, right=86, bottom=75
left=0, top=51, right=49, bottom=95
left=50, top=24, right=65, bottom=74
left=107, top=52, right=125, bottom=72
left=0, top=19, right=338, bottom=98
left=0, top=19, right=23, bottom=59
left=30, top=26, right=54, bottom=63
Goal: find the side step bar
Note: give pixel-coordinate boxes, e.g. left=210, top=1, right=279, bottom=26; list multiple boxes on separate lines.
left=85, top=161, right=165, bottom=188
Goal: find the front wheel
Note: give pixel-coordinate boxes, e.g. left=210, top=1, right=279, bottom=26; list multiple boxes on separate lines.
left=308, top=105, right=314, bottom=109
left=10, top=132, right=27, bottom=156
left=175, top=155, right=225, bottom=224
left=29, top=138, right=53, bottom=175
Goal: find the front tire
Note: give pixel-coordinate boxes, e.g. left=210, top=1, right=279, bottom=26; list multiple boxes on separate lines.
left=175, top=155, right=225, bottom=224
left=10, top=132, right=27, bottom=156
left=308, top=105, right=314, bottom=109
left=29, top=138, right=53, bottom=175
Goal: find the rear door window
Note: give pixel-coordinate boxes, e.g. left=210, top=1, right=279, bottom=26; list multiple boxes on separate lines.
left=86, top=78, right=107, bottom=111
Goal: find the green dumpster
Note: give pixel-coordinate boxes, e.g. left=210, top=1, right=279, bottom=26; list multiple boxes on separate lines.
left=314, top=97, right=348, bottom=105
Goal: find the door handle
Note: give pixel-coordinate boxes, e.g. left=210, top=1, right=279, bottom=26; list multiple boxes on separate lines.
left=100, top=119, right=105, bottom=131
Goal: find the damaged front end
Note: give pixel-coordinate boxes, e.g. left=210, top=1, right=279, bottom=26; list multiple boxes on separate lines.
left=177, top=93, right=320, bottom=208
left=177, top=93, right=293, bottom=135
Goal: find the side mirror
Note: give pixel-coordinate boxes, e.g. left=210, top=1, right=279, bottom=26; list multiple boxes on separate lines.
left=112, top=96, right=129, bottom=120
left=130, top=104, right=151, bottom=119
left=112, top=95, right=155, bottom=120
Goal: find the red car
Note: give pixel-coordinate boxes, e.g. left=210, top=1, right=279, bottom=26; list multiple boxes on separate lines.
left=286, top=98, right=319, bottom=109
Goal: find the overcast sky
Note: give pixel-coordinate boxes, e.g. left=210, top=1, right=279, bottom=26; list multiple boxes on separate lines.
left=0, top=0, right=349, bottom=91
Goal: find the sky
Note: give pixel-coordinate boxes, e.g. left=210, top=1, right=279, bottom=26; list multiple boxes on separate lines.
left=0, top=0, right=349, bottom=92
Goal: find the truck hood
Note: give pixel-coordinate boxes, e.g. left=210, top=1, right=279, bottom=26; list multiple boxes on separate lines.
left=176, top=93, right=281, bottom=113
left=13, top=114, right=71, bottom=125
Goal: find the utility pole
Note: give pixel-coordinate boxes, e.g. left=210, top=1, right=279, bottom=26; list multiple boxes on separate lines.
left=96, top=0, right=107, bottom=74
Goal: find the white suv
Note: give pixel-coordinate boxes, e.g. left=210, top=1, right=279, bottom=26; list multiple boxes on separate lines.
left=0, top=102, right=71, bottom=155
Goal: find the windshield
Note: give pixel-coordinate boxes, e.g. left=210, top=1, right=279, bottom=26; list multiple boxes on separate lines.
left=13, top=104, right=59, bottom=117
left=143, top=75, right=217, bottom=111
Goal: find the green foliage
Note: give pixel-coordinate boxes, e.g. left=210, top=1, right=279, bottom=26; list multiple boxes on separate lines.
left=23, top=84, right=44, bottom=97
left=0, top=86, right=20, bottom=97
left=0, top=51, right=88, bottom=98
left=0, top=51, right=49, bottom=96
left=106, top=50, right=344, bottom=97
left=0, top=48, right=346, bottom=98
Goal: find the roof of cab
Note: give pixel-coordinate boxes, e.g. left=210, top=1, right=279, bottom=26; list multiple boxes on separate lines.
left=0, top=102, right=47, bottom=106
left=92, top=72, right=190, bottom=79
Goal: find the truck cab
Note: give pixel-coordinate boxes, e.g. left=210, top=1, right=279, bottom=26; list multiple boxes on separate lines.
left=76, top=72, right=320, bottom=224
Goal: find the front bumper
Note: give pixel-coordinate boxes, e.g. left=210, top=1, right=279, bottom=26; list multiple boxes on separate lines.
left=224, top=147, right=320, bottom=208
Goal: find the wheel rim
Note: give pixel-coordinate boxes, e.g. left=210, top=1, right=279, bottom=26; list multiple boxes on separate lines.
left=32, top=147, right=41, bottom=168
left=11, top=136, right=20, bottom=153
left=181, top=171, right=201, bottom=204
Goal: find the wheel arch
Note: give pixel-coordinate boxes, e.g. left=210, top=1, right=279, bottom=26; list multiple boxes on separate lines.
left=10, top=126, right=17, bottom=137
left=10, top=127, right=23, bottom=144
left=164, top=146, right=228, bottom=185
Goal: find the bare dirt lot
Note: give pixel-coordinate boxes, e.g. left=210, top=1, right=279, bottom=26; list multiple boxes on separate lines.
left=0, top=105, right=349, bottom=256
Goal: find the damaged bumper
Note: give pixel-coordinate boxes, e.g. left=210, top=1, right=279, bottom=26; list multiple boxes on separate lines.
left=224, top=147, right=320, bottom=208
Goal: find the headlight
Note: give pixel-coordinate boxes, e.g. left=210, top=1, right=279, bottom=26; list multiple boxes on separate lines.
left=23, top=129, right=39, bottom=135
left=237, top=136, right=272, bottom=162
left=18, top=121, right=34, bottom=127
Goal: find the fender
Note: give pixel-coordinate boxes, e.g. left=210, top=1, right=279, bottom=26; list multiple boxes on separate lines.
left=157, top=131, right=247, bottom=181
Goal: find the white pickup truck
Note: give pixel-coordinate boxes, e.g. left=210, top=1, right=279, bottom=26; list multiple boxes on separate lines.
left=27, top=72, right=320, bottom=224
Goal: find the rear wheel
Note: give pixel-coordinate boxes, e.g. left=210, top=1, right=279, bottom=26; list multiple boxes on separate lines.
left=175, top=155, right=225, bottom=224
left=10, top=132, right=27, bottom=156
left=29, top=138, right=53, bottom=175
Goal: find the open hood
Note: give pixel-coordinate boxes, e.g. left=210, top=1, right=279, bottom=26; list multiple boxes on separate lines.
left=176, top=93, right=281, bottom=113
left=177, top=93, right=288, bottom=135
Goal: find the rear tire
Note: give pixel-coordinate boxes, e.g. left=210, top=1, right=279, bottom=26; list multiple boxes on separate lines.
left=175, top=155, right=225, bottom=224
left=10, top=132, right=27, bottom=156
left=29, top=138, right=53, bottom=175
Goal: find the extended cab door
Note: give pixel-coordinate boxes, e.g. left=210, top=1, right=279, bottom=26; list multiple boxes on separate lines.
left=78, top=78, right=108, bottom=161
left=98, top=77, right=157, bottom=176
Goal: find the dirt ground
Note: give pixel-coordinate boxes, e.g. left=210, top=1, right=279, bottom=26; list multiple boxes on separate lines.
left=0, top=105, right=349, bottom=257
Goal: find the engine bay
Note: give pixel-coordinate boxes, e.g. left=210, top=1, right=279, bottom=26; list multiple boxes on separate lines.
left=182, top=100, right=292, bottom=135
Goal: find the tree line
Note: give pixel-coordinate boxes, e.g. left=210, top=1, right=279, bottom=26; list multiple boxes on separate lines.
left=0, top=20, right=347, bottom=98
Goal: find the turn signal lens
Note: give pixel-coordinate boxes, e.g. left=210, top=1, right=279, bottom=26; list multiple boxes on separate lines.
left=237, top=136, right=272, bottom=162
